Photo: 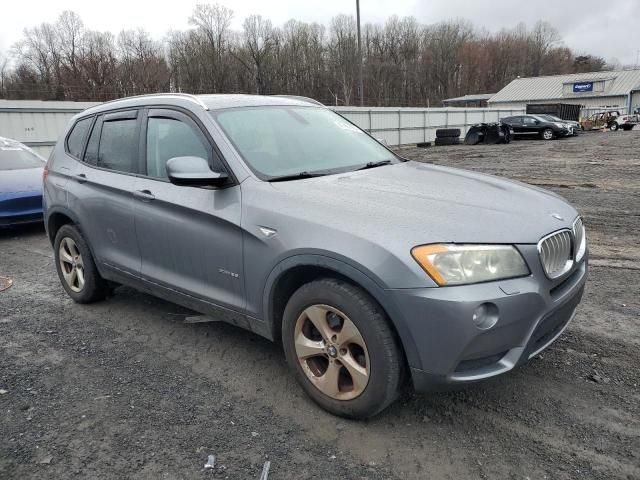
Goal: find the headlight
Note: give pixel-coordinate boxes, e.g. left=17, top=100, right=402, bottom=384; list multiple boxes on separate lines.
left=573, top=217, right=586, bottom=262
left=411, top=244, right=529, bottom=286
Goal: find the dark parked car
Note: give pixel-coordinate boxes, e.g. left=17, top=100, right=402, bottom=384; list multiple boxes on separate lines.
left=44, top=94, right=587, bottom=418
left=501, top=115, right=571, bottom=140
left=0, top=136, right=46, bottom=226
left=537, top=114, right=580, bottom=135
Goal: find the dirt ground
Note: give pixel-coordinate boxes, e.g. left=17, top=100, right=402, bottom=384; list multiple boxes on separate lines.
left=1, top=130, right=639, bottom=479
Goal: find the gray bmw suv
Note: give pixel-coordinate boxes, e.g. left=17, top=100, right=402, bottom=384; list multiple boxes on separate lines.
left=44, top=94, right=587, bottom=418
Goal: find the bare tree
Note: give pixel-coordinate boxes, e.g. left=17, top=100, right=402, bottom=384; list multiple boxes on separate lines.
left=189, top=3, right=233, bottom=91
left=238, top=15, right=275, bottom=94
left=3, top=10, right=609, bottom=105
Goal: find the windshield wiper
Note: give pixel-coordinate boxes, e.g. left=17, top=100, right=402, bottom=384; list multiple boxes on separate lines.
left=355, top=160, right=392, bottom=171
left=268, top=171, right=327, bottom=182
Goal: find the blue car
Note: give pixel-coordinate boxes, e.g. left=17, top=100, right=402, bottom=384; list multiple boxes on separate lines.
left=0, top=137, right=46, bottom=226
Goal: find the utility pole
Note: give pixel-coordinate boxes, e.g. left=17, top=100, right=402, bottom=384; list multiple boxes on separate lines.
left=356, top=0, right=364, bottom=106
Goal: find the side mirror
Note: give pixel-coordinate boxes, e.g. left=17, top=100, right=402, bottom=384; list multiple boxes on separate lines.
left=166, top=156, right=229, bottom=187
left=534, top=120, right=540, bottom=125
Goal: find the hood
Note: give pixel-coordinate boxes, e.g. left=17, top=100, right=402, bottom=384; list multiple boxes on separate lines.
left=268, top=161, right=578, bottom=245
left=0, top=167, right=44, bottom=196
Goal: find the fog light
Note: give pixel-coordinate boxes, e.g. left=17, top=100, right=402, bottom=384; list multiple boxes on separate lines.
left=472, top=303, right=498, bottom=330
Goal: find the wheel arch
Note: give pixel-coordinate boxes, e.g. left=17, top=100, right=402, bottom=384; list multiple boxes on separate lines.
left=46, top=207, right=80, bottom=245
left=263, top=254, right=420, bottom=369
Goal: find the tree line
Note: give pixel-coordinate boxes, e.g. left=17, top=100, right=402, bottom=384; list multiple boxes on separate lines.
left=0, top=6, right=609, bottom=106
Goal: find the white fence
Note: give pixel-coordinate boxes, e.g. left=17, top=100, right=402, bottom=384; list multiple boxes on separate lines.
left=332, top=106, right=526, bottom=146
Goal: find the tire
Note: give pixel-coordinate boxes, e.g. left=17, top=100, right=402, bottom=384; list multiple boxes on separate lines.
left=503, top=127, right=512, bottom=144
left=609, top=122, right=618, bottom=131
left=435, top=128, right=461, bottom=138
left=434, top=136, right=460, bottom=146
left=464, top=131, right=481, bottom=145
left=282, top=278, right=404, bottom=419
left=541, top=128, right=554, bottom=140
left=54, top=224, right=108, bottom=303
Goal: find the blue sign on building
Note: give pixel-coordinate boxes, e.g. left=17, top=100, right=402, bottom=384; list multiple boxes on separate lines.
left=573, top=82, right=594, bottom=93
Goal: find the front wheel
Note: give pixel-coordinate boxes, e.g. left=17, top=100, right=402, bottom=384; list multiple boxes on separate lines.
left=541, top=128, right=554, bottom=140
left=609, top=122, right=618, bottom=131
left=282, top=278, right=405, bottom=418
left=54, top=224, right=108, bottom=303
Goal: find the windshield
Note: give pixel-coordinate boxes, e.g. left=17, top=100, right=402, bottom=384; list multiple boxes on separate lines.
left=540, top=115, right=563, bottom=122
left=0, top=144, right=45, bottom=171
left=212, top=106, right=396, bottom=179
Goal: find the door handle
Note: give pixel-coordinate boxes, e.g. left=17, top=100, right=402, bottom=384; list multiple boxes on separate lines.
left=74, top=173, right=87, bottom=183
left=133, top=189, right=155, bottom=202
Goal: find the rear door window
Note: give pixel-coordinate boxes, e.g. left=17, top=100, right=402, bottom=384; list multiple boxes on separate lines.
left=66, top=117, right=93, bottom=158
left=97, top=111, right=139, bottom=174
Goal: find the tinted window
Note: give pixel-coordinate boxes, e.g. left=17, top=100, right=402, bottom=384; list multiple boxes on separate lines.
left=523, top=117, right=537, bottom=125
left=504, top=117, right=521, bottom=125
left=146, top=117, right=209, bottom=179
left=66, top=117, right=93, bottom=158
left=0, top=144, right=45, bottom=170
left=97, top=119, right=138, bottom=173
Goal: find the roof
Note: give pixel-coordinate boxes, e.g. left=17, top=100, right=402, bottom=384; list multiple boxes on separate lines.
left=199, top=94, right=323, bottom=109
left=80, top=93, right=325, bottom=117
left=488, top=69, right=640, bottom=103
left=0, top=94, right=324, bottom=116
left=443, top=93, right=495, bottom=103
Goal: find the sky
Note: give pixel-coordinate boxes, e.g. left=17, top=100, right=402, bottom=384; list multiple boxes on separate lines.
left=1, top=0, right=639, bottom=66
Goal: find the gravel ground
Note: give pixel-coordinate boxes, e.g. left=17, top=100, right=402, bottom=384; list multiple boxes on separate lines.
left=1, top=130, right=639, bottom=479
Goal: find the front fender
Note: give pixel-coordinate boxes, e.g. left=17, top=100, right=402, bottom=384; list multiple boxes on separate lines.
left=261, top=253, right=422, bottom=369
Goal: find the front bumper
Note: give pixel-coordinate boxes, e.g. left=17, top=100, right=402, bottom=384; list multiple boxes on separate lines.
left=387, top=244, right=587, bottom=392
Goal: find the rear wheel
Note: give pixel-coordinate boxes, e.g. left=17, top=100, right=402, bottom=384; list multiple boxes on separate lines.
left=541, top=128, right=554, bottom=140
left=609, top=122, right=619, bottom=131
left=282, top=278, right=404, bottom=418
left=54, top=224, right=108, bottom=303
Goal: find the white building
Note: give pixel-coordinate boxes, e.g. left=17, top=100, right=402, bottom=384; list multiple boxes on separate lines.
left=488, top=69, right=640, bottom=115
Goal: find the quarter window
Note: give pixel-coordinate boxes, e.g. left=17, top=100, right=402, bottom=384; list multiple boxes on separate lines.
left=66, top=117, right=93, bottom=158
left=145, top=117, right=209, bottom=179
left=97, top=119, right=139, bottom=173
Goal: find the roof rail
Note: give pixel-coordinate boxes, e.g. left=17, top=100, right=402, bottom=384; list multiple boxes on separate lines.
left=273, top=95, right=324, bottom=106
left=91, top=93, right=209, bottom=111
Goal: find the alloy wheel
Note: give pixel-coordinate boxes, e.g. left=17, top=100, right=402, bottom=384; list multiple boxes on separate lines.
left=294, top=304, right=370, bottom=400
left=543, top=129, right=553, bottom=140
left=59, top=237, right=85, bottom=292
